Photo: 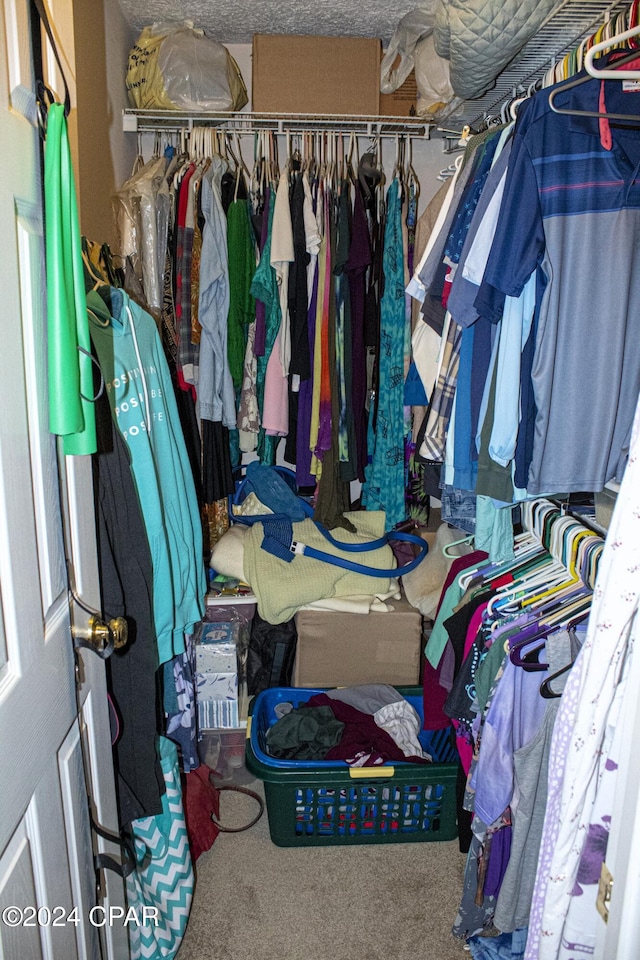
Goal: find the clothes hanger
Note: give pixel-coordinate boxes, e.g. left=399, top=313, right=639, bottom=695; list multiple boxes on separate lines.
left=509, top=620, right=553, bottom=669
left=406, top=137, right=420, bottom=202
left=539, top=661, right=572, bottom=698
left=455, top=527, right=542, bottom=593
left=499, top=89, right=519, bottom=125
left=327, top=132, right=337, bottom=192
left=584, top=23, right=640, bottom=78
left=268, top=130, right=279, bottom=184
left=508, top=584, right=591, bottom=668
left=345, top=131, right=357, bottom=185
left=249, top=132, right=263, bottom=209
left=236, top=132, right=251, bottom=193
left=548, top=45, right=640, bottom=121
left=437, top=161, right=458, bottom=182
left=518, top=518, right=585, bottom=609
left=306, top=131, right=318, bottom=180
left=338, top=133, right=345, bottom=183
left=484, top=554, right=567, bottom=619
left=511, top=515, right=599, bottom=613
left=442, top=533, right=474, bottom=558
left=480, top=502, right=579, bottom=617
left=464, top=531, right=556, bottom=606
left=392, top=135, right=403, bottom=184
left=81, top=240, right=110, bottom=296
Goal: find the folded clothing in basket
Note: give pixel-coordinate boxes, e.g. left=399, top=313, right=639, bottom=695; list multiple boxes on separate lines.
left=265, top=684, right=432, bottom=767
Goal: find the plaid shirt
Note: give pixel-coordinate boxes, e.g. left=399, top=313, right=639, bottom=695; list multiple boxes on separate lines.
left=175, top=165, right=199, bottom=385
left=419, top=314, right=462, bottom=462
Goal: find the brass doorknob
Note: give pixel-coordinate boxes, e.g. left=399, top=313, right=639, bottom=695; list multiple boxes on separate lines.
left=72, top=615, right=128, bottom=653
left=108, top=617, right=128, bottom=650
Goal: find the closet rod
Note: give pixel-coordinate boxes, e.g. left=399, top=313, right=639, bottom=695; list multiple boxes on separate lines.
left=122, top=109, right=432, bottom=138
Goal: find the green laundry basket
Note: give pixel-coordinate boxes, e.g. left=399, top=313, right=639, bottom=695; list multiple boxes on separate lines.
left=245, top=686, right=459, bottom=847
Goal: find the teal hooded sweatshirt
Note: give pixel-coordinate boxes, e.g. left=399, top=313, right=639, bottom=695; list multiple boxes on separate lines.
left=88, top=288, right=205, bottom=664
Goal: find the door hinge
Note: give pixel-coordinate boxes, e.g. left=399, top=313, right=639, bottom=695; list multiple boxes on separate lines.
left=596, top=862, right=614, bottom=923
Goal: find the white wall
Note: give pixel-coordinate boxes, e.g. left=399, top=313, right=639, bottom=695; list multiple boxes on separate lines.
left=105, top=0, right=138, bottom=192
left=70, top=0, right=137, bottom=246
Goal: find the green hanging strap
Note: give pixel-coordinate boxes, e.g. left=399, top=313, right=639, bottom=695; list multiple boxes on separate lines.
left=32, top=0, right=96, bottom=454
left=44, top=101, right=97, bottom=455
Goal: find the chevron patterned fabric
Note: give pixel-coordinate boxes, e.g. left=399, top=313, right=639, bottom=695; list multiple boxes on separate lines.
left=126, top=737, right=194, bottom=960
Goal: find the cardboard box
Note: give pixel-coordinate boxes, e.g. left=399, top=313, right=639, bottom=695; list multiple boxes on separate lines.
left=380, top=68, right=418, bottom=117
left=252, top=35, right=381, bottom=116
left=293, top=592, right=422, bottom=687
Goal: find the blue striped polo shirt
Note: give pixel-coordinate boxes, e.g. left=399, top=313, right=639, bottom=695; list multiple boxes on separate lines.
left=476, top=65, right=640, bottom=495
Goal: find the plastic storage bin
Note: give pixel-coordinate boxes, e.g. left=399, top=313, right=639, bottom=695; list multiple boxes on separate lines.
left=245, top=686, right=458, bottom=847
left=199, top=726, right=253, bottom=784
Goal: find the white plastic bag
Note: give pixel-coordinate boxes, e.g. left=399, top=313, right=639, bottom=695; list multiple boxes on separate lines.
left=127, top=21, right=248, bottom=112
left=414, top=34, right=454, bottom=115
left=380, top=5, right=440, bottom=94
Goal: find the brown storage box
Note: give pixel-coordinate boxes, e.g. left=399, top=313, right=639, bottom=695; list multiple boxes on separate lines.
left=380, top=69, right=418, bottom=117
left=293, top=592, right=422, bottom=687
left=252, top=35, right=381, bottom=115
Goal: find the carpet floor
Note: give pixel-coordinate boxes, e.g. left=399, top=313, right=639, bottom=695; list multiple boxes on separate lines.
left=177, top=778, right=470, bottom=960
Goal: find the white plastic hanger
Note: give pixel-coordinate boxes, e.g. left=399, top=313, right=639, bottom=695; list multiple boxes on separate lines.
left=549, top=43, right=640, bottom=120
left=585, top=23, right=640, bottom=79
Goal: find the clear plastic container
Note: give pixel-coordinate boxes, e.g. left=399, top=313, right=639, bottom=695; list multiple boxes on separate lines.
left=198, top=726, right=254, bottom=785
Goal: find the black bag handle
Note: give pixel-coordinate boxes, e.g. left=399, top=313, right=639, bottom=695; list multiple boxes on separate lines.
left=210, top=780, right=265, bottom=833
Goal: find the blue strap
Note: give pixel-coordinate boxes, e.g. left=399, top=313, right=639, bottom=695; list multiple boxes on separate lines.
left=313, top=522, right=391, bottom=553
left=260, top=515, right=296, bottom=564
left=292, top=528, right=429, bottom=578
left=232, top=465, right=429, bottom=577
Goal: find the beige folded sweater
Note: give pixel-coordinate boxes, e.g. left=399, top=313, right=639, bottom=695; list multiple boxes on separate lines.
left=243, top=511, right=396, bottom=624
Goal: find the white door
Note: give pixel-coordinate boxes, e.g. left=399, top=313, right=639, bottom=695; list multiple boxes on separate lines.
left=0, top=2, right=128, bottom=958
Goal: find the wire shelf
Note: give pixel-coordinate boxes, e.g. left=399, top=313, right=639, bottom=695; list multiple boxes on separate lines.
left=435, top=0, right=631, bottom=131
left=123, top=110, right=432, bottom=138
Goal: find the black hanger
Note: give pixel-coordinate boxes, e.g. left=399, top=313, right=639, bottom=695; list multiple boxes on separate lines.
left=31, top=0, right=71, bottom=131
left=548, top=48, right=640, bottom=122
left=509, top=624, right=552, bottom=669
left=520, top=642, right=548, bottom=672
left=540, top=662, right=573, bottom=699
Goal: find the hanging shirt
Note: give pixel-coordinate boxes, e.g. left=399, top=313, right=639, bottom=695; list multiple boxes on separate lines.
left=226, top=195, right=256, bottom=390
left=271, top=170, right=295, bottom=375
left=335, top=179, right=355, bottom=475
left=315, top=186, right=334, bottom=458
left=176, top=163, right=198, bottom=387
left=250, top=189, right=282, bottom=464
left=288, top=173, right=312, bottom=381
left=87, top=289, right=206, bottom=665
left=477, top=68, right=640, bottom=494
left=44, top=103, right=96, bottom=456
left=346, top=182, right=373, bottom=481
left=362, top=177, right=408, bottom=530
left=309, top=184, right=328, bottom=472
left=198, top=159, right=236, bottom=428
left=295, top=173, right=322, bottom=486
left=447, top=142, right=512, bottom=330
left=263, top=172, right=292, bottom=437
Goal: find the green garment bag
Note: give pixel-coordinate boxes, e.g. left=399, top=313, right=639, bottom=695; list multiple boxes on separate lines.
left=44, top=102, right=96, bottom=455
